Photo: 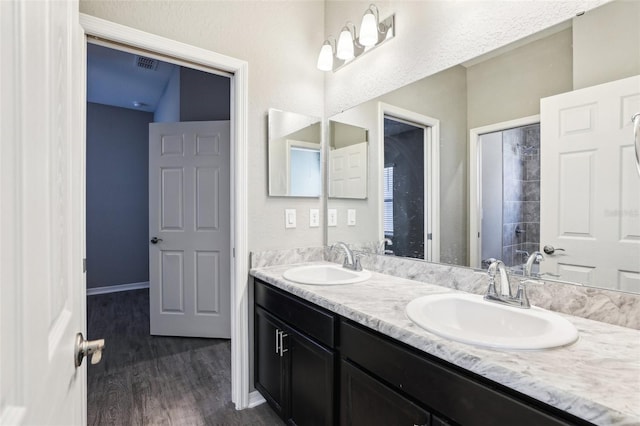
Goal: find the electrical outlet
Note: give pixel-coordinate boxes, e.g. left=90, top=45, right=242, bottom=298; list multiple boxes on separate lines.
left=347, top=209, right=356, bottom=226
left=328, top=209, right=337, bottom=227
left=309, top=209, right=320, bottom=227
left=285, top=209, right=296, bottom=228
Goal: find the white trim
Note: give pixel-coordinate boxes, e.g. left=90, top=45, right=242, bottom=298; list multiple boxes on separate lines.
left=247, top=391, right=266, bottom=408
left=378, top=103, right=440, bottom=262
left=79, top=14, right=251, bottom=410
left=86, top=281, right=150, bottom=296
left=468, top=115, right=540, bottom=268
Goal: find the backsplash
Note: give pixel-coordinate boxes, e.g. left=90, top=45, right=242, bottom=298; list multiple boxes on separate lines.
left=251, top=246, right=640, bottom=330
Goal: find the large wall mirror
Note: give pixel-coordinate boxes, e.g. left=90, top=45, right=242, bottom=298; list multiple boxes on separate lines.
left=326, top=0, right=640, bottom=294
left=268, top=108, right=321, bottom=197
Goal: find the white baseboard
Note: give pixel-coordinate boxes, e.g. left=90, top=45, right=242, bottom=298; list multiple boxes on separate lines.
left=86, top=281, right=149, bottom=296
left=247, top=390, right=266, bottom=408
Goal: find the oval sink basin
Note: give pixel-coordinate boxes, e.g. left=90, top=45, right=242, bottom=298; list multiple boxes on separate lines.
left=283, top=264, right=371, bottom=285
left=406, top=293, right=578, bottom=350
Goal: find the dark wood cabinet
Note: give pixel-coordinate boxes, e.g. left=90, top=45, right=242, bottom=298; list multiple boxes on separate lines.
left=341, top=358, right=431, bottom=426
left=254, top=281, right=336, bottom=425
left=253, top=279, right=592, bottom=426
left=255, top=307, right=287, bottom=417
left=288, top=326, right=335, bottom=425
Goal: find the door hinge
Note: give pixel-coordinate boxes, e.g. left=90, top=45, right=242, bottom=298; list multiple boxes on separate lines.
left=83, top=258, right=87, bottom=273
left=232, top=247, right=235, bottom=258
left=427, top=233, right=433, bottom=241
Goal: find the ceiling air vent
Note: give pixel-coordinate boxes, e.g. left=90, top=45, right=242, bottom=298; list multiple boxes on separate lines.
left=135, top=55, right=159, bottom=71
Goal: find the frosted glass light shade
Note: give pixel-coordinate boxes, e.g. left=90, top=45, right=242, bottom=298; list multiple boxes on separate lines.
left=359, top=11, right=378, bottom=47
left=317, top=43, right=334, bottom=71
left=336, top=27, right=355, bottom=60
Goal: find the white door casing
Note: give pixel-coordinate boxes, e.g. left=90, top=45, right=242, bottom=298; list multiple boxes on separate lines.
left=149, top=121, right=231, bottom=338
left=1, top=1, right=87, bottom=424
left=540, top=75, right=640, bottom=291
left=80, top=15, right=252, bottom=410
left=378, top=103, right=440, bottom=263
left=469, top=115, right=541, bottom=268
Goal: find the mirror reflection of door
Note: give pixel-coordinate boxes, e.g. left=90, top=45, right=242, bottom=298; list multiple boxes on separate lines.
left=478, top=123, right=541, bottom=270
left=383, top=117, right=427, bottom=259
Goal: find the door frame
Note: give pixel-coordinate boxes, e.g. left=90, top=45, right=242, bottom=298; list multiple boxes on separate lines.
left=377, top=103, right=440, bottom=262
left=468, top=114, right=540, bottom=269
left=79, top=14, right=252, bottom=409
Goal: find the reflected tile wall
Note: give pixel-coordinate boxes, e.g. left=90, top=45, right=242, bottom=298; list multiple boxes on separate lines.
left=502, top=125, right=540, bottom=266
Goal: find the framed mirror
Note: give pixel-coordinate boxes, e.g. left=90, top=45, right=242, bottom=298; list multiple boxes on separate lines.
left=268, top=108, right=321, bottom=197
left=325, top=0, right=640, bottom=294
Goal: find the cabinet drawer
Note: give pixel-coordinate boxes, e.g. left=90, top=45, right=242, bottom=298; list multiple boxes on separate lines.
left=340, top=320, right=585, bottom=426
left=255, top=279, right=336, bottom=347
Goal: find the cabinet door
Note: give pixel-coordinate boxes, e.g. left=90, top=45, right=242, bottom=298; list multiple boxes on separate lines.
left=255, top=306, right=287, bottom=417
left=288, top=326, right=335, bottom=426
left=340, top=359, right=431, bottom=426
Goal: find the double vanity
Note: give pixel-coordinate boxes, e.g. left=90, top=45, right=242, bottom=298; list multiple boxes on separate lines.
left=251, top=258, right=640, bottom=426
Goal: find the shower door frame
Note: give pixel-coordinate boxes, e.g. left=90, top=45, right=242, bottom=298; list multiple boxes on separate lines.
left=469, top=114, right=540, bottom=269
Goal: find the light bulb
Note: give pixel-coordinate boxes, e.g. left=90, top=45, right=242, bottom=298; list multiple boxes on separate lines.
left=316, top=42, right=334, bottom=71
left=336, top=26, right=355, bottom=60
left=359, top=10, right=378, bottom=47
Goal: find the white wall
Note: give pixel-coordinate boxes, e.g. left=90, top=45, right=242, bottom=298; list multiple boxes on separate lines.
left=573, top=0, right=640, bottom=89
left=80, top=0, right=326, bottom=251
left=466, top=28, right=573, bottom=130
left=323, top=0, right=608, bottom=117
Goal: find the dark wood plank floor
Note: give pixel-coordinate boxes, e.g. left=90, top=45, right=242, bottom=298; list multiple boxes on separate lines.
left=87, top=289, right=283, bottom=426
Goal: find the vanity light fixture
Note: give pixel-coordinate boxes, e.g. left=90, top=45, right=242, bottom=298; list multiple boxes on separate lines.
left=336, top=22, right=357, bottom=60
left=317, top=3, right=395, bottom=72
left=317, top=38, right=335, bottom=71
left=359, top=5, right=381, bottom=47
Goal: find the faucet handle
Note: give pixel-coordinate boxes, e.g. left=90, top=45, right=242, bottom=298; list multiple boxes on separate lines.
left=353, top=256, right=363, bottom=272
left=516, top=279, right=541, bottom=308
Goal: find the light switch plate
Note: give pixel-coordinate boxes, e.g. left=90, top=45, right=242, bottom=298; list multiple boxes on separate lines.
left=285, top=209, right=296, bottom=228
left=347, top=209, right=356, bottom=226
left=328, top=209, right=338, bottom=227
left=309, top=209, right=320, bottom=227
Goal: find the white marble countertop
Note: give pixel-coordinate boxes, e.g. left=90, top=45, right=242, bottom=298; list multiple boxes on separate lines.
left=251, top=262, right=640, bottom=426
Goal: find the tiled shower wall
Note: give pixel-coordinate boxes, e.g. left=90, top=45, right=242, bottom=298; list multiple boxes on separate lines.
left=502, top=124, right=541, bottom=267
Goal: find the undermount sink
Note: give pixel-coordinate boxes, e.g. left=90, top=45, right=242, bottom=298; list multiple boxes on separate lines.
left=283, top=264, right=371, bottom=285
left=405, top=293, right=578, bottom=350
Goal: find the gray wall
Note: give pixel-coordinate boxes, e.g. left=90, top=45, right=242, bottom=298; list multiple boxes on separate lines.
left=154, top=66, right=180, bottom=123
left=86, top=102, right=153, bottom=289
left=180, top=67, right=230, bottom=121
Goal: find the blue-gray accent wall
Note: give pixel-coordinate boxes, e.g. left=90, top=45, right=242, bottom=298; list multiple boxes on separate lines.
left=86, top=102, right=153, bottom=289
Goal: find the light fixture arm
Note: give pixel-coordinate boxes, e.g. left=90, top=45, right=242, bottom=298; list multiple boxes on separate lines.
left=344, top=21, right=363, bottom=48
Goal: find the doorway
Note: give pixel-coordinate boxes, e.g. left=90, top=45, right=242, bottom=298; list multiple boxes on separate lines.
left=383, top=117, right=427, bottom=259
left=80, top=14, right=252, bottom=411
left=469, top=116, right=541, bottom=270
left=378, top=103, right=440, bottom=262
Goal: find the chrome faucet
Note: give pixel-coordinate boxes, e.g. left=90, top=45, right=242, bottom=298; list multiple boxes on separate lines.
left=332, top=241, right=362, bottom=271
left=379, top=238, right=393, bottom=255
left=485, top=259, right=534, bottom=308
left=524, top=251, right=544, bottom=277
left=486, top=260, right=512, bottom=298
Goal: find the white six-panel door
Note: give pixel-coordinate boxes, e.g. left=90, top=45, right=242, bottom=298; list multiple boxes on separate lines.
left=149, top=121, right=231, bottom=338
left=0, top=0, right=87, bottom=424
left=329, top=142, right=368, bottom=199
left=540, top=75, right=640, bottom=291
